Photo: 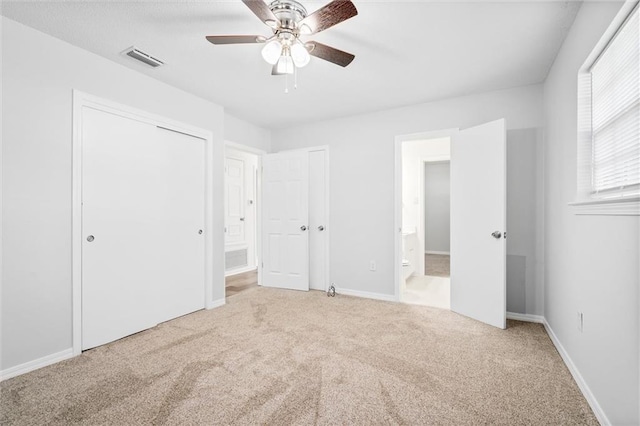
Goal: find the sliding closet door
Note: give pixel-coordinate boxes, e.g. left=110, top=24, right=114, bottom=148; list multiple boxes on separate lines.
left=153, top=126, right=205, bottom=324
left=82, top=108, right=205, bottom=350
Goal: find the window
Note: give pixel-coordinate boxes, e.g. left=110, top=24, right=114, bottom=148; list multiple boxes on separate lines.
left=576, top=3, right=639, bottom=214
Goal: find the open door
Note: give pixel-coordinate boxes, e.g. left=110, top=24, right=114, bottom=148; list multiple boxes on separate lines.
left=225, top=155, right=246, bottom=247
left=262, top=150, right=310, bottom=291
left=450, top=119, right=506, bottom=329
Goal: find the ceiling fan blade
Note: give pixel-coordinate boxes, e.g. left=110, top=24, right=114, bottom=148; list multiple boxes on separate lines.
left=242, top=0, right=279, bottom=28
left=306, top=41, right=355, bottom=67
left=297, top=0, right=358, bottom=35
left=206, top=35, right=267, bottom=45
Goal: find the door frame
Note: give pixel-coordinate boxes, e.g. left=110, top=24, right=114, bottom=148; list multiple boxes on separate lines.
left=224, top=141, right=265, bottom=286
left=72, top=90, right=214, bottom=356
left=394, top=129, right=458, bottom=302
left=269, top=145, right=331, bottom=292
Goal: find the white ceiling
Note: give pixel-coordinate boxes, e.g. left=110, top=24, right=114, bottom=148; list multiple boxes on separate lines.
left=1, top=0, right=581, bottom=129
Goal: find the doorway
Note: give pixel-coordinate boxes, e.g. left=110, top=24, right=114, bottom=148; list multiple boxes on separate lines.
left=261, top=147, right=329, bottom=293
left=400, top=137, right=451, bottom=309
left=224, top=145, right=329, bottom=297
left=394, top=120, right=507, bottom=329
left=224, top=142, right=263, bottom=298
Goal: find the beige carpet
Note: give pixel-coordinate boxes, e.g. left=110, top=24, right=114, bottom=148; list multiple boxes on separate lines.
left=425, top=253, right=450, bottom=277
left=1, top=287, right=596, bottom=425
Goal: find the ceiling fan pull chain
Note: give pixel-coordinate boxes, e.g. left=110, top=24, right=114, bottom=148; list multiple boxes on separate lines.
left=285, top=72, right=289, bottom=94
left=294, top=65, right=298, bottom=90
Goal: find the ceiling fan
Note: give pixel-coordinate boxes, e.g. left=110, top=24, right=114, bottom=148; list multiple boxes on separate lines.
left=206, top=0, right=358, bottom=76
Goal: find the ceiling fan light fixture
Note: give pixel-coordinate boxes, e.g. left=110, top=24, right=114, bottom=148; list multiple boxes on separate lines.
left=276, top=55, right=294, bottom=75
left=206, top=0, right=358, bottom=83
left=261, top=39, right=283, bottom=65
left=291, top=41, right=310, bottom=68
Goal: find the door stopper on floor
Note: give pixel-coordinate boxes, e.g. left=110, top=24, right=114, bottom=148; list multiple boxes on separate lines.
left=327, top=284, right=336, bottom=297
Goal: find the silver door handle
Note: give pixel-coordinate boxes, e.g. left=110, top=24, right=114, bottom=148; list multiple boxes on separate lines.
left=86, top=235, right=95, bottom=242
left=318, top=225, right=324, bottom=231
left=300, top=225, right=307, bottom=231
left=491, top=231, right=502, bottom=239
left=239, top=217, right=245, bottom=221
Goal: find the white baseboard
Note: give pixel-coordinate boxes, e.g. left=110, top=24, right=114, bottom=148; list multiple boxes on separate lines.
left=543, top=320, right=610, bottom=426
left=207, top=298, right=226, bottom=309
left=425, top=251, right=450, bottom=255
left=506, top=312, right=545, bottom=323
left=497, top=312, right=610, bottom=424
left=224, top=266, right=257, bottom=277
left=335, top=287, right=397, bottom=302
left=0, top=348, right=74, bottom=382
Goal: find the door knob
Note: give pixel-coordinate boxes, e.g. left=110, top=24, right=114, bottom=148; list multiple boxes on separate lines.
left=491, top=231, right=502, bottom=239
left=318, top=225, right=324, bottom=231
left=239, top=217, right=245, bottom=221
left=300, top=225, right=307, bottom=231
left=86, top=235, right=95, bottom=242
left=198, top=229, right=203, bottom=235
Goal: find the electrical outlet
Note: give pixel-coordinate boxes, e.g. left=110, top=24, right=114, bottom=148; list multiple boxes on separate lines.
left=369, top=261, right=377, bottom=272
left=577, top=311, right=584, bottom=332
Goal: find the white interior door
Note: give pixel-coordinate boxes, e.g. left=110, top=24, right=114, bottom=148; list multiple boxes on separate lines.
left=82, top=109, right=205, bottom=350
left=262, top=151, right=309, bottom=291
left=153, top=127, right=205, bottom=324
left=450, top=119, right=506, bottom=329
left=309, top=150, right=327, bottom=291
left=225, top=156, right=246, bottom=246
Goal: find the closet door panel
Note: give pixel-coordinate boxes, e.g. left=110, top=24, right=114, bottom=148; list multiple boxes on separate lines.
left=82, top=108, right=205, bottom=350
left=153, top=126, right=205, bottom=324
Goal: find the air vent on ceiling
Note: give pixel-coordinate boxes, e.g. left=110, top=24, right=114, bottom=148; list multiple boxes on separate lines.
left=123, top=46, right=164, bottom=68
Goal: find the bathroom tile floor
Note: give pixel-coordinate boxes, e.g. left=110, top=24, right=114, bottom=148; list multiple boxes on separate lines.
left=402, top=275, right=451, bottom=309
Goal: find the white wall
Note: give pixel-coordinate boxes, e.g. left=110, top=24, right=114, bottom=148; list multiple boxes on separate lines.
left=224, top=112, right=271, bottom=153
left=506, top=128, right=544, bottom=315
left=543, top=2, right=638, bottom=424
left=424, top=162, right=451, bottom=254
left=0, top=18, right=266, bottom=372
left=272, top=84, right=544, bottom=308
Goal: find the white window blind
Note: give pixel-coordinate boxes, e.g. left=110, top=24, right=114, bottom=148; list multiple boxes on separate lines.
left=590, top=4, right=639, bottom=197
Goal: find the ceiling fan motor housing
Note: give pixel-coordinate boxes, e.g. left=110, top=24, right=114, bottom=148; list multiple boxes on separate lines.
left=269, top=0, right=308, bottom=32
